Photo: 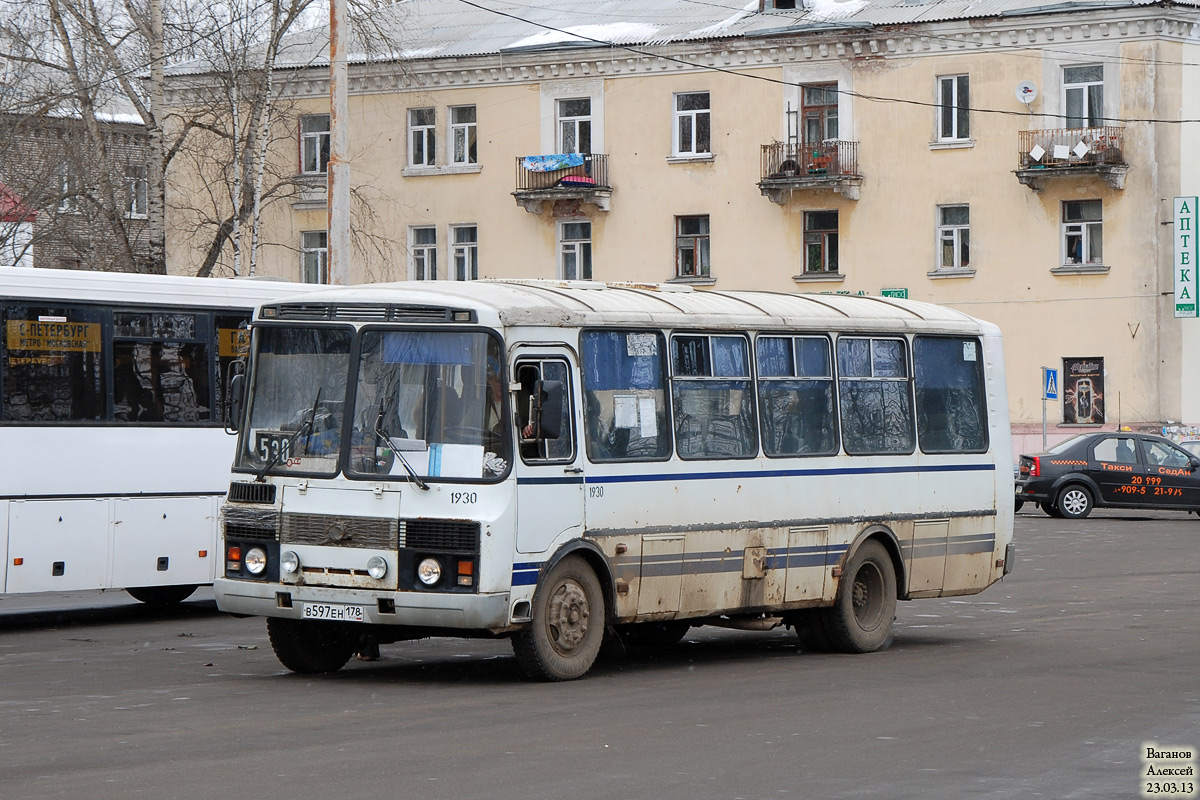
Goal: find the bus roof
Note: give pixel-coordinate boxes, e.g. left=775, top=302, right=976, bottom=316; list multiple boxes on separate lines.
left=1, top=266, right=313, bottom=309
left=263, top=279, right=997, bottom=335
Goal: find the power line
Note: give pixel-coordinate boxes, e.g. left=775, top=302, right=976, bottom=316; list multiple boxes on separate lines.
left=454, top=0, right=1200, bottom=125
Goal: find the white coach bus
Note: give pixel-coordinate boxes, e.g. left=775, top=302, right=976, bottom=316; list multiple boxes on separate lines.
left=218, top=280, right=1014, bottom=680
left=0, top=267, right=311, bottom=604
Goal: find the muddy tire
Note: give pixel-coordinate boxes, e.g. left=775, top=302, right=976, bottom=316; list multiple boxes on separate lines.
left=822, top=540, right=897, bottom=654
left=512, top=556, right=605, bottom=681
left=619, top=621, right=690, bottom=648
left=125, top=584, right=197, bottom=605
left=1056, top=484, right=1093, bottom=519
left=266, top=617, right=358, bottom=674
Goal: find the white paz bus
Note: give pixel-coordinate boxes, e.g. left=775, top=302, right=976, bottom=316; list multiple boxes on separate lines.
left=219, top=280, right=1015, bottom=680
left=0, top=267, right=311, bottom=604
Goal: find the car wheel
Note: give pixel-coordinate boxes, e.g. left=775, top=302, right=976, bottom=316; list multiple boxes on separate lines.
left=1056, top=484, right=1093, bottom=519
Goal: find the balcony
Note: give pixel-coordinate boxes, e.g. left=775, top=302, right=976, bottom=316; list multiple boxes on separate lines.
left=758, top=141, right=862, bottom=204
left=513, top=153, right=611, bottom=214
left=1015, top=126, right=1128, bottom=192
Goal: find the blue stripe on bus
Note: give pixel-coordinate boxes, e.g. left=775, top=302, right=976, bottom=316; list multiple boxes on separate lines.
left=512, top=562, right=542, bottom=586
left=515, top=462, right=995, bottom=487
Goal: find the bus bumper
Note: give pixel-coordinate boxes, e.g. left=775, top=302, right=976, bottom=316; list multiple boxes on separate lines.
left=214, top=578, right=512, bottom=630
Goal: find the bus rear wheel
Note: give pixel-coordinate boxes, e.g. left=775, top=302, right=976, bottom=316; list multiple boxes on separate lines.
left=126, top=584, right=197, bottom=606
left=822, top=540, right=897, bottom=653
left=266, top=617, right=358, bottom=674
left=512, top=556, right=604, bottom=681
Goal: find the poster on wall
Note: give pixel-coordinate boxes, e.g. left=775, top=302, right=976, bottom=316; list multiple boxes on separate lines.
left=1062, top=357, right=1104, bottom=425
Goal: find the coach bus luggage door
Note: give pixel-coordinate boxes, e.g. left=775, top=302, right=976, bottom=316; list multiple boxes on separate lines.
left=513, top=351, right=585, bottom=555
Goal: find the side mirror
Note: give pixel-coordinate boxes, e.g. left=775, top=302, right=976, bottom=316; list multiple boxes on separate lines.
left=227, top=371, right=245, bottom=434
left=532, top=379, right=563, bottom=440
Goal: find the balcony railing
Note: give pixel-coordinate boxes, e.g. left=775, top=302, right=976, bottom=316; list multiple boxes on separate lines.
left=513, top=153, right=611, bottom=213
left=758, top=141, right=861, bottom=203
left=1016, top=126, right=1128, bottom=191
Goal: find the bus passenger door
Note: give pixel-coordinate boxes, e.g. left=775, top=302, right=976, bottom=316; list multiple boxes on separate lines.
left=513, top=351, right=585, bottom=555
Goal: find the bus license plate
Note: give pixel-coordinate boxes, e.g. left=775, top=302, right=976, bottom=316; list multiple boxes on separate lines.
left=302, top=602, right=365, bottom=622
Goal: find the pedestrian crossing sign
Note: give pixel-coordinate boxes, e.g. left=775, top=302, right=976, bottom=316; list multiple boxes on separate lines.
left=1043, top=367, right=1059, bottom=400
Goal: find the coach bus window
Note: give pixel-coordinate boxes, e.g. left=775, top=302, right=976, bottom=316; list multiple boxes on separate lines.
left=1, top=303, right=105, bottom=422
left=580, top=330, right=671, bottom=462
left=671, top=334, right=757, bottom=459
left=914, top=336, right=988, bottom=453
left=112, top=312, right=211, bottom=423
left=837, top=336, right=914, bottom=455
left=215, top=313, right=252, bottom=422
left=756, top=335, right=837, bottom=457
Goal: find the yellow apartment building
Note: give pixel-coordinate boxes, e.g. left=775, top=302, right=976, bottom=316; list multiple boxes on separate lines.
left=162, top=0, right=1200, bottom=449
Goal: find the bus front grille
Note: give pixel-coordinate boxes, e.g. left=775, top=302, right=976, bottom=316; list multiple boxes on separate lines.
left=227, top=482, right=277, bottom=505
left=401, top=519, right=480, bottom=554
left=222, top=508, right=280, bottom=541
left=281, top=513, right=398, bottom=550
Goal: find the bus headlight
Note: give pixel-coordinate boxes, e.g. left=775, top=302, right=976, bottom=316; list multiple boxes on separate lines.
left=280, top=550, right=299, bottom=575
left=417, top=558, right=442, bottom=586
left=366, top=556, right=388, bottom=580
left=244, top=547, right=268, bottom=576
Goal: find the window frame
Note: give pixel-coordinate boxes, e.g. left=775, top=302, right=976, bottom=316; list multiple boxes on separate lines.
left=801, top=83, right=839, bottom=144
left=300, top=230, right=329, bottom=284
left=408, top=107, right=437, bottom=168
left=299, top=114, right=330, bottom=175
left=579, top=328, right=673, bottom=464
left=804, top=210, right=839, bottom=274
left=1064, top=64, right=1104, bottom=128
left=558, top=220, right=592, bottom=280
left=557, top=98, right=592, bottom=154
left=449, top=105, right=478, bottom=166
left=937, top=74, right=970, bottom=142
left=124, top=165, right=149, bottom=218
left=913, top=335, right=989, bottom=455
left=515, top=357, right=577, bottom=465
left=675, top=215, right=711, bottom=279
left=410, top=225, right=438, bottom=280
left=836, top=335, right=916, bottom=456
left=451, top=224, right=479, bottom=281
left=1062, top=200, right=1103, bottom=267
left=672, top=92, right=711, bottom=157
left=937, top=204, right=971, bottom=271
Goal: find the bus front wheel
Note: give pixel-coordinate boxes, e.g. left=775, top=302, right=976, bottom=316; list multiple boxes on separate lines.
left=266, top=617, right=358, bottom=674
left=512, top=556, right=605, bottom=681
left=822, top=540, right=897, bottom=653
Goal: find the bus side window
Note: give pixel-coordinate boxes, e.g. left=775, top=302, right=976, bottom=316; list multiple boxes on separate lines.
left=913, top=336, right=988, bottom=454
left=580, top=330, right=671, bottom=463
left=1, top=303, right=106, bottom=422
left=516, top=359, right=574, bottom=463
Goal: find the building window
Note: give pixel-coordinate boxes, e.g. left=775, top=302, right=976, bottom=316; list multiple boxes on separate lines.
left=1063, top=200, right=1103, bottom=266
left=557, top=98, right=591, bottom=154
left=451, top=225, right=478, bottom=280
left=804, top=211, right=838, bottom=273
left=802, top=84, right=838, bottom=143
left=410, top=226, right=437, bottom=279
left=124, top=166, right=148, bottom=218
left=300, top=114, right=330, bottom=175
left=1064, top=65, right=1103, bottom=128
left=675, top=215, right=710, bottom=278
left=449, top=106, right=477, bottom=165
left=937, top=75, right=970, bottom=141
left=409, top=108, right=436, bottom=167
left=937, top=205, right=970, bottom=270
left=58, top=163, right=79, bottom=212
left=300, top=231, right=328, bottom=283
left=559, top=221, right=592, bottom=280
left=673, top=92, right=710, bottom=157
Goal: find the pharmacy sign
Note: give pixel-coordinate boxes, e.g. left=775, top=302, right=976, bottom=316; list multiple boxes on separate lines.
left=1175, top=196, right=1198, bottom=318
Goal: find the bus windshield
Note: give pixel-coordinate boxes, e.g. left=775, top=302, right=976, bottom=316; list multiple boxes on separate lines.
left=347, top=330, right=510, bottom=481
left=238, top=326, right=353, bottom=476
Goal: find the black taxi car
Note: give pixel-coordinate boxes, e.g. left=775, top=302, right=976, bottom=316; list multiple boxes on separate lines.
left=1017, top=432, right=1200, bottom=518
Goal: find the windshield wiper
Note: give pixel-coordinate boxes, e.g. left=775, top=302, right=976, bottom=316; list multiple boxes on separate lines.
left=374, top=406, right=429, bottom=491
left=255, top=388, right=322, bottom=482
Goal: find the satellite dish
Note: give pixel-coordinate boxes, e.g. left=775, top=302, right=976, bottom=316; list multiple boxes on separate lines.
left=1016, top=81, right=1038, bottom=105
